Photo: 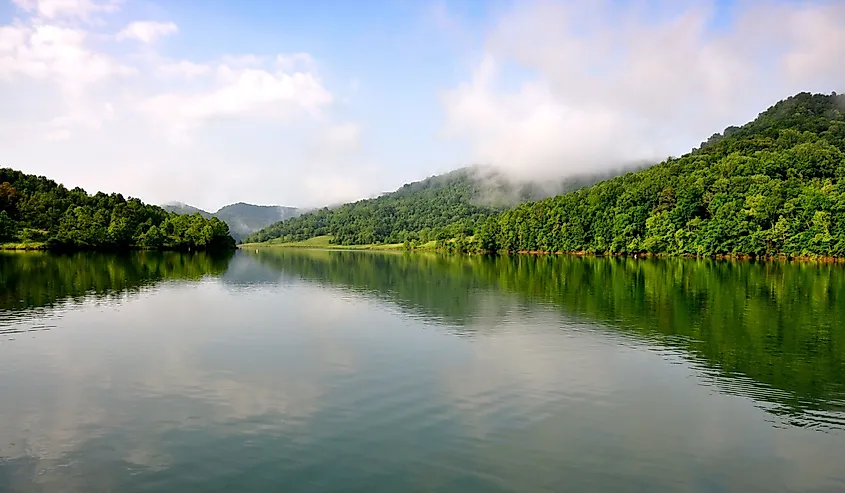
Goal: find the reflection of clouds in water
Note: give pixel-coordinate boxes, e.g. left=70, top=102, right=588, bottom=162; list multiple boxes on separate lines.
left=435, top=300, right=627, bottom=436
left=0, top=329, right=112, bottom=463
left=295, top=288, right=366, bottom=375
left=219, top=253, right=286, bottom=287
left=434, top=299, right=845, bottom=491
left=0, top=280, right=375, bottom=474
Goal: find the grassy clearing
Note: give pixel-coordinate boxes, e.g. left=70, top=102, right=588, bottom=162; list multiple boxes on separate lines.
left=0, top=241, right=47, bottom=250
left=240, top=235, right=438, bottom=252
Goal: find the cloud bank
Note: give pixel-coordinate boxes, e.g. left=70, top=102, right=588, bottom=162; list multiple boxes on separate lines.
left=442, top=0, right=845, bottom=182
left=0, top=0, right=373, bottom=209
left=117, top=21, right=178, bottom=43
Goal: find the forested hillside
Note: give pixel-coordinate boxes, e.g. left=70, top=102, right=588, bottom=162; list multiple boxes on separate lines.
left=246, top=168, right=506, bottom=245
left=473, top=92, right=845, bottom=258
left=0, top=169, right=235, bottom=251
left=245, top=167, right=620, bottom=245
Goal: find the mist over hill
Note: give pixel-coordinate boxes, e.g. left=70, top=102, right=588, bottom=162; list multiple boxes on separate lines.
left=161, top=202, right=213, bottom=218
left=471, top=91, right=845, bottom=257
left=245, top=164, right=639, bottom=245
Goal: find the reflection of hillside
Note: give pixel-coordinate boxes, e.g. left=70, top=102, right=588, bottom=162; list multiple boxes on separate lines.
left=248, top=249, right=505, bottom=327
left=248, top=249, right=845, bottom=420
left=0, top=251, right=233, bottom=314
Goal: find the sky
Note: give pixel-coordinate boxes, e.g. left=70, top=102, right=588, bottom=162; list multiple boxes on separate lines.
left=1, top=0, right=844, bottom=211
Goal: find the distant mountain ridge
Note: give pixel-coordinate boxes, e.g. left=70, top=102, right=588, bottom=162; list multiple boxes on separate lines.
left=162, top=202, right=299, bottom=241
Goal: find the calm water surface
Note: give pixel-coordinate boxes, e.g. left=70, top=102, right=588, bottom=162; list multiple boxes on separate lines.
left=1, top=249, right=844, bottom=492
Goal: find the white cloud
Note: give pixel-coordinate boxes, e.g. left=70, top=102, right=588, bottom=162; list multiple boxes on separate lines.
left=13, top=0, right=844, bottom=213
left=443, top=0, right=845, bottom=182
left=0, top=15, right=133, bottom=139
left=443, top=55, right=657, bottom=181
left=0, top=23, right=135, bottom=87
left=117, top=20, right=178, bottom=43
left=0, top=0, right=359, bottom=209
left=12, top=0, right=119, bottom=20
left=301, top=173, right=371, bottom=206
left=0, top=24, right=28, bottom=51
left=139, top=64, right=333, bottom=136
left=156, top=60, right=210, bottom=78
left=319, top=122, right=360, bottom=151
left=776, top=4, right=845, bottom=87
left=45, top=101, right=114, bottom=139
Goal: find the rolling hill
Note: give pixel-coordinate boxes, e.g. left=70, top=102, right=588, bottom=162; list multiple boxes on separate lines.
left=245, top=166, right=628, bottom=245
left=472, top=91, right=845, bottom=257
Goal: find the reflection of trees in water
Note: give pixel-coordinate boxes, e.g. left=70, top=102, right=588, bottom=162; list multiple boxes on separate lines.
left=0, top=250, right=233, bottom=313
left=249, top=249, right=845, bottom=422
left=250, top=250, right=507, bottom=328
left=2, top=248, right=842, bottom=425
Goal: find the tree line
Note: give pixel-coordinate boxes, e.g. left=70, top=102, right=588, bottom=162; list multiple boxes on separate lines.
left=0, top=169, right=235, bottom=251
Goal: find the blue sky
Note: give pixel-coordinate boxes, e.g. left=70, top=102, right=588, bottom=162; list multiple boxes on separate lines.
left=1, top=0, right=843, bottom=210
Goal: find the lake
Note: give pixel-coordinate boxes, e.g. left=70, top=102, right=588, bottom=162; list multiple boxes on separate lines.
left=1, top=249, right=844, bottom=492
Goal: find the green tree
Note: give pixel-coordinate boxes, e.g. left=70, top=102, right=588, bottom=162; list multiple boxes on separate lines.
left=0, top=168, right=235, bottom=252
left=0, top=210, right=14, bottom=240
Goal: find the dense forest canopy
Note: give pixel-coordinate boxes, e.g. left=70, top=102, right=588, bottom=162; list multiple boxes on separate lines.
left=472, top=92, right=845, bottom=257
left=0, top=169, right=235, bottom=251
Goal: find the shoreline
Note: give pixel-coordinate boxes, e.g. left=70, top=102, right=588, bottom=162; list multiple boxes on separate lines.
left=240, top=243, right=845, bottom=263
left=240, top=235, right=437, bottom=252
left=240, top=243, right=435, bottom=253
left=0, top=243, right=237, bottom=253
left=0, top=242, right=47, bottom=251
left=509, top=250, right=845, bottom=263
